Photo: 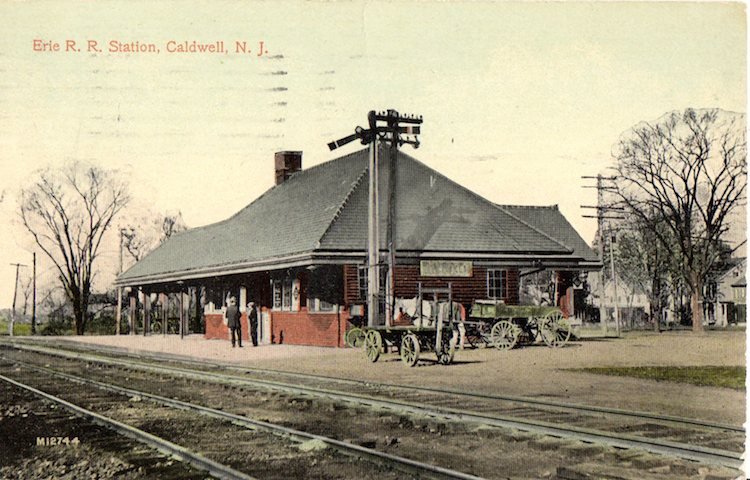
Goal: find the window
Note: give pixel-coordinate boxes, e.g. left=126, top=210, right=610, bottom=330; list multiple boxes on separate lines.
left=734, top=287, right=746, bottom=303
left=282, top=278, right=292, bottom=310
left=308, top=298, right=337, bottom=313
left=272, top=280, right=282, bottom=310
left=272, top=278, right=295, bottom=311
left=356, top=265, right=387, bottom=314
left=205, top=287, right=236, bottom=313
left=306, top=266, right=341, bottom=313
left=357, top=266, right=368, bottom=301
left=357, top=266, right=387, bottom=298
left=487, top=269, right=506, bottom=300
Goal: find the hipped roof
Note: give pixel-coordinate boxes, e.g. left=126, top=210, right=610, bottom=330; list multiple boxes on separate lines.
left=117, top=148, right=598, bottom=286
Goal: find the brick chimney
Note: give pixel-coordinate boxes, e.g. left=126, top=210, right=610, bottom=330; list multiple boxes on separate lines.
left=274, top=151, right=302, bottom=185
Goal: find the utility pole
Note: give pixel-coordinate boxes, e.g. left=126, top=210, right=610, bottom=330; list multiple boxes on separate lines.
left=31, top=253, right=36, bottom=335
left=9, top=262, right=27, bottom=337
left=582, top=175, right=623, bottom=336
left=116, top=228, right=125, bottom=335
left=368, top=136, right=380, bottom=328
left=608, top=228, right=621, bottom=336
left=328, top=110, right=422, bottom=328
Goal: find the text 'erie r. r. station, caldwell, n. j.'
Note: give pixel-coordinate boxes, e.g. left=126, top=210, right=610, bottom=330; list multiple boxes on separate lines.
left=32, top=39, right=269, bottom=56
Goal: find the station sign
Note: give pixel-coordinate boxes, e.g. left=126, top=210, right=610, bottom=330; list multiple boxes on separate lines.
left=420, top=260, right=473, bottom=277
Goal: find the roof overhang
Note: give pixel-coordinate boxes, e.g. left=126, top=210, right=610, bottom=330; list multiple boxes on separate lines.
left=115, top=249, right=602, bottom=287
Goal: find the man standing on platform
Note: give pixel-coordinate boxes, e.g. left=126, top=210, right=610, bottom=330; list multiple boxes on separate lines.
left=225, top=296, right=242, bottom=348
left=247, top=301, right=258, bottom=347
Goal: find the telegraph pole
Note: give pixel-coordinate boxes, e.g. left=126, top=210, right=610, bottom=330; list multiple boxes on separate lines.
left=9, top=262, right=27, bottom=337
left=582, top=175, right=623, bottom=336
left=31, top=253, right=36, bottom=335
left=608, top=228, right=621, bottom=336
left=328, top=110, right=422, bottom=328
left=367, top=135, right=380, bottom=328
left=116, top=228, right=125, bottom=335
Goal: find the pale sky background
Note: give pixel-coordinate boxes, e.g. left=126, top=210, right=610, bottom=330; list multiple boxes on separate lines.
left=0, top=1, right=746, bottom=309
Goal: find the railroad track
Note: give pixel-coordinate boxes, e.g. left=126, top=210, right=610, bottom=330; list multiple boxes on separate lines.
left=1, top=340, right=743, bottom=473
left=7, top=337, right=741, bottom=434
left=0, top=370, right=256, bottom=480
left=1, top=357, right=482, bottom=480
left=0, top=374, right=217, bottom=480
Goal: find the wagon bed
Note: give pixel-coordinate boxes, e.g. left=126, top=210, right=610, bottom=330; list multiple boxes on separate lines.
left=466, top=300, right=571, bottom=350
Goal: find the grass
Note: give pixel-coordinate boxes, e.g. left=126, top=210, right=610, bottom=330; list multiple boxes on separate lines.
left=0, top=320, right=33, bottom=336
left=576, top=366, right=745, bottom=390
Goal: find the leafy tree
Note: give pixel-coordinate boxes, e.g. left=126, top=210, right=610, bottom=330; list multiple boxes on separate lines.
left=19, top=162, right=130, bottom=335
left=611, top=109, right=746, bottom=332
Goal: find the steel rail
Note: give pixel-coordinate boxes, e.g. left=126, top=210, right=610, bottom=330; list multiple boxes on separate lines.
left=3, top=343, right=743, bottom=469
left=0, top=373, right=257, bottom=480
left=4, top=337, right=742, bottom=433
left=7, top=359, right=482, bottom=480
left=133, top=346, right=744, bottom=433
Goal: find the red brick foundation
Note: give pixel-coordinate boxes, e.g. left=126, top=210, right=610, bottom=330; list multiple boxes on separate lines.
left=205, top=309, right=349, bottom=347
left=204, top=313, right=249, bottom=342
left=270, top=309, right=348, bottom=347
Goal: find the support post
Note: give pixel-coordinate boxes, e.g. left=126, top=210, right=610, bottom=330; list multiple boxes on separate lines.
left=553, top=270, right=559, bottom=310
left=161, top=293, right=167, bottom=336
left=116, top=288, right=122, bottom=335
left=434, top=290, right=442, bottom=354
left=129, top=293, right=136, bottom=335
left=194, top=287, right=203, bottom=334
left=143, top=292, right=150, bottom=336
left=179, top=291, right=185, bottom=339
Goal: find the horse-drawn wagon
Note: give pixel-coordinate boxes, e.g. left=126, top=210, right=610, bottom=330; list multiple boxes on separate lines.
left=346, top=284, right=459, bottom=367
left=465, top=300, right=571, bottom=350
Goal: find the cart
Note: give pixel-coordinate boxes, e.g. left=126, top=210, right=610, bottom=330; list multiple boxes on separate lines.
left=466, top=300, right=571, bottom=350
left=358, top=284, right=458, bottom=367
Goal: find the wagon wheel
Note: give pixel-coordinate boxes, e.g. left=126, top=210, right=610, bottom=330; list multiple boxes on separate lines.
left=540, top=311, right=571, bottom=348
left=364, top=330, right=382, bottom=362
left=490, top=319, right=518, bottom=351
left=436, top=331, right=456, bottom=365
left=345, top=328, right=366, bottom=348
left=400, top=333, right=420, bottom=367
left=151, top=321, right=161, bottom=334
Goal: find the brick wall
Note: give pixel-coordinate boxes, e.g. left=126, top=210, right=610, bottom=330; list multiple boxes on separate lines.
left=269, top=308, right=349, bottom=347
left=343, top=264, right=519, bottom=308
left=205, top=312, right=249, bottom=341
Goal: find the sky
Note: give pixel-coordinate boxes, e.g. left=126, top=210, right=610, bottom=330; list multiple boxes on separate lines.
left=0, top=1, right=746, bottom=309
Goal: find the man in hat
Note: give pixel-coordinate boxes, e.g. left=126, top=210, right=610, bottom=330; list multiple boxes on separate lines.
left=225, top=296, right=242, bottom=348
left=247, top=301, right=258, bottom=347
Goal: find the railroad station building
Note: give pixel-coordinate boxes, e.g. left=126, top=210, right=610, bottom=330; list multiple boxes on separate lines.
left=115, top=148, right=599, bottom=347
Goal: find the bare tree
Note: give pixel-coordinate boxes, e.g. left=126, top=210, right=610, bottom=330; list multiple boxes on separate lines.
left=122, top=210, right=187, bottom=263
left=612, top=214, right=681, bottom=331
left=20, top=162, right=130, bottom=335
left=612, top=109, right=746, bottom=332
left=20, top=275, right=33, bottom=316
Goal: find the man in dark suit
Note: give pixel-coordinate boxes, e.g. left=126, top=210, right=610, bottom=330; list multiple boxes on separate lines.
left=225, top=296, right=242, bottom=348
left=247, top=301, right=258, bottom=346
